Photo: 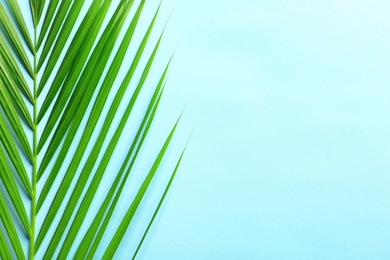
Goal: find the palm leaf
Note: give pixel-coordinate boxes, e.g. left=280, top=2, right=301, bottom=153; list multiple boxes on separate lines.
left=0, top=0, right=186, bottom=258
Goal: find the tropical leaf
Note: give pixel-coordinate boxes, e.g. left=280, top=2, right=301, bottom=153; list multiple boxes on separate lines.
left=0, top=0, right=186, bottom=258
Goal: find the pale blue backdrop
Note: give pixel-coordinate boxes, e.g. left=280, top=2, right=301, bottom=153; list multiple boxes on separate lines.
left=15, top=0, right=390, bottom=259
left=140, top=0, right=390, bottom=259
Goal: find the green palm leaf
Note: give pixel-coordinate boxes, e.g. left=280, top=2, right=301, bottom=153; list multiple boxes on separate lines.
left=0, top=0, right=186, bottom=258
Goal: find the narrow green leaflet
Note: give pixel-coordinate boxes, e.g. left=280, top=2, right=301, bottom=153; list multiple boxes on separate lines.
left=133, top=146, right=188, bottom=259
left=0, top=191, right=25, bottom=260
left=0, top=229, right=12, bottom=259
left=0, top=64, right=33, bottom=127
left=0, top=113, right=31, bottom=195
left=36, top=0, right=45, bottom=22
left=28, top=0, right=36, bottom=26
left=36, top=0, right=74, bottom=70
left=4, top=0, right=33, bottom=52
left=103, top=118, right=180, bottom=258
left=0, top=34, right=33, bottom=102
left=0, top=4, right=33, bottom=76
left=0, top=146, right=30, bottom=234
left=37, top=0, right=65, bottom=49
left=0, top=82, right=33, bottom=163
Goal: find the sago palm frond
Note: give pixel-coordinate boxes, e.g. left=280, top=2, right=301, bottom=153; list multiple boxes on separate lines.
left=0, top=0, right=186, bottom=258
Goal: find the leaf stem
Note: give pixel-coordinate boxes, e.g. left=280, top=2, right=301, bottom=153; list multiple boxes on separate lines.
left=29, top=25, right=37, bottom=260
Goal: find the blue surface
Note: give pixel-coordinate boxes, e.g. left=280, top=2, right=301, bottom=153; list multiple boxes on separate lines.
left=14, top=0, right=390, bottom=258
left=140, top=0, right=390, bottom=259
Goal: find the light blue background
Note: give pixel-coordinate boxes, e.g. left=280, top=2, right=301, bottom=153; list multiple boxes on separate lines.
left=140, top=0, right=390, bottom=259
left=10, top=0, right=390, bottom=258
